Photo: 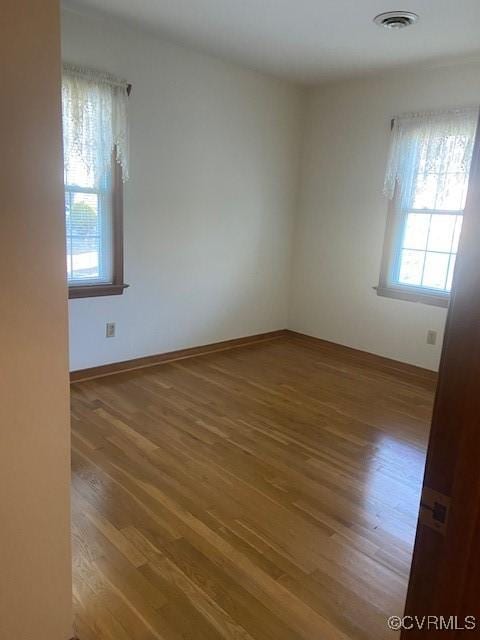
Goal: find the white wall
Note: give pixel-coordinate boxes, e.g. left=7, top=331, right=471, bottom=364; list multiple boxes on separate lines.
left=290, top=62, right=480, bottom=371
left=64, top=7, right=480, bottom=373
left=63, top=8, right=305, bottom=371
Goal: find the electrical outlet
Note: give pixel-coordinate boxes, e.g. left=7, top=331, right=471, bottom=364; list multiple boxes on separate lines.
left=106, top=322, right=116, bottom=338
left=426, top=329, right=437, bottom=345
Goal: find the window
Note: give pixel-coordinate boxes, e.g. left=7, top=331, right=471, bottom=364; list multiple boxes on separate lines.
left=62, top=64, right=130, bottom=298
left=378, top=107, right=478, bottom=306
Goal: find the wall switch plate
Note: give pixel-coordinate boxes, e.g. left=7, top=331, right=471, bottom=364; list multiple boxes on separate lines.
left=426, top=329, right=437, bottom=345
left=106, top=322, right=116, bottom=338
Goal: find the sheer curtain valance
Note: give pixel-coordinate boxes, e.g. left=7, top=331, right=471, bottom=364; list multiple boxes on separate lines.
left=62, top=63, right=130, bottom=185
left=383, top=107, right=479, bottom=202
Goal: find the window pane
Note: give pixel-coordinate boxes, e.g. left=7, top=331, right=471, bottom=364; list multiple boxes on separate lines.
left=66, top=192, right=104, bottom=282
left=422, top=252, right=449, bottom=290
left=69, top=236, right=100, bottom=280
left=386, top=118, right=475, bottom=297
left=427, top=214, right=457, bottom=252
left=63, top=74, right=119, bottom=289
left=399, top=249, right=425, bottom=286
left=403, top=213, right=430, bottom=250
left=446, top=254, right=457, bottom=291
left=70, top=193, right=99, bottom=236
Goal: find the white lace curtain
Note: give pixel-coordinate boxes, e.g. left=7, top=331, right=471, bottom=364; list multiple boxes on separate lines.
left=383, top=107, right=479, bottom=202
left=62, top=63, right=130, bottom=185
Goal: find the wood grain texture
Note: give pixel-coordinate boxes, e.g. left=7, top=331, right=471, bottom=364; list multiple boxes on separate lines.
left=70, top=329, right=437, bottom=389
left=71, top=334, right=433, bottom=639
left=70, top=330, right=289, bottom=382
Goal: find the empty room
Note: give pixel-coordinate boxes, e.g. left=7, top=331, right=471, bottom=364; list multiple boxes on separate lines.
left=4, top=1, right=480, bottom=639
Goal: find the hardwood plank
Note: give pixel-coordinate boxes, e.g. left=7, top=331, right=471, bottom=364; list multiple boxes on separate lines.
left=71, top=335, right=433, bottom=639
left=70, top=330, right=289, bottom=382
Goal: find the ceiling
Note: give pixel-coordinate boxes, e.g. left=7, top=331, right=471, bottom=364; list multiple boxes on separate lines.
left=64, top=0, right=480, bottom=84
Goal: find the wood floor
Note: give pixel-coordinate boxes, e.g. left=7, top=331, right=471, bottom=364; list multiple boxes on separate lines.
left=71, top=334, right=435, bottom=640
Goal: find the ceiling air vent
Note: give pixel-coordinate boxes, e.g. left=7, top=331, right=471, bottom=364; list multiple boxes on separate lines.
left=374, top=11, right=419, bottom=29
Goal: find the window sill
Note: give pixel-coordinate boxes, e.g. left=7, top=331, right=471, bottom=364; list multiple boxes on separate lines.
left=375, top=285, right=449, bottom=308
left=69, top=283, right=129, bottom=299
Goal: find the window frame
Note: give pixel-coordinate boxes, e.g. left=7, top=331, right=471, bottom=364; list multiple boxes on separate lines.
left=377, top=194, right=450, bottom=308
left=68, top=155, right=128, bottom=299
left=377, top=116, right=475, bottom=308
